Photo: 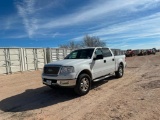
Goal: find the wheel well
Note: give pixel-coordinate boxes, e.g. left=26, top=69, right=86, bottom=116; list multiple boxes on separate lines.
left=119, top=62, right=124, bottom=68
left=78, top=70, right=92, bottom=79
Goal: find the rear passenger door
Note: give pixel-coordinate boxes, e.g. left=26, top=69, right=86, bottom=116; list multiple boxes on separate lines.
left=102, top=48, right=115, bottom=74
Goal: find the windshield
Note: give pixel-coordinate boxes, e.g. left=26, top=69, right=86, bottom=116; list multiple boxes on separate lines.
left=65, top=48, right=94, bottom=59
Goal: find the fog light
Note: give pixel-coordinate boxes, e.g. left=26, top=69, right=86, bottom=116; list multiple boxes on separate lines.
left=60, top=81, right=69, bottom=84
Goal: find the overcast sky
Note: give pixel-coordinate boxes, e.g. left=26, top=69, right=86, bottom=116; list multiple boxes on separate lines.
left=0, top=0, right=160, bottom=49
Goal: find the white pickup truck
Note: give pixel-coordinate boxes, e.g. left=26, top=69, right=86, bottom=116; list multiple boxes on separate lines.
left=42, top=47, right=126, bottom=95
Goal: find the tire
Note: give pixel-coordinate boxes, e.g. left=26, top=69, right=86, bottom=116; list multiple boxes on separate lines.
left=48, top=85, right=57, bottom=89
left=74, top=74, right=91, bottom=96
left=115, top=64, right=124, bottom=78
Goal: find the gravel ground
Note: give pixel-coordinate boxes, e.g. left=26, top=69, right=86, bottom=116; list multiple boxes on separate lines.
left=0, top=53, right=160, bottom=120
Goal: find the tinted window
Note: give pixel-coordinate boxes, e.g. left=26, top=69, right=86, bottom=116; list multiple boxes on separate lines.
left=95, top=48, right=103, bottom=55
left=102, top=48, right=112, bottom=57
left=65, top=49, right=94, bottom=59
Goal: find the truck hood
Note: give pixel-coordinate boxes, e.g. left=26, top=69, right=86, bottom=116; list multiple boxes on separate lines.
left=45, top=59, right=92, bottom=67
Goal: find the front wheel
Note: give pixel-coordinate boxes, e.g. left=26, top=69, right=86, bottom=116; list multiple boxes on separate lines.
left=115, top=65, right=124, bottom=78
left=74, top=74, right=91, bottom=96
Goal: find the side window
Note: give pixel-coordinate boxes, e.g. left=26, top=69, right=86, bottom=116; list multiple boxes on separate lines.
left=79, top=51, right=88, bottom=59
left=68, top=51, right=78, bottom=59
left=102, top=48, right=112, bottom=57
left=95, top=48, right=103, bottom=55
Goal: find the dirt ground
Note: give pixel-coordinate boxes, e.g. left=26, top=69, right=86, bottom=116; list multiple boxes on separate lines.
left=0, top=53, right=160, bottom=120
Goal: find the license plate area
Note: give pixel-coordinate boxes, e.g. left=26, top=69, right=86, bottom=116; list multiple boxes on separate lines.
left=46, top=80, right=52, bottom=85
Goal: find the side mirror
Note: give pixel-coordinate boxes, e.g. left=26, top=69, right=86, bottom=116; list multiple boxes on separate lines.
left=94, top=54, right=103, bottom=60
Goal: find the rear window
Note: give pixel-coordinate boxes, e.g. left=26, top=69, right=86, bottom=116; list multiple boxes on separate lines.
left=102, top=48, right=112, bottom=57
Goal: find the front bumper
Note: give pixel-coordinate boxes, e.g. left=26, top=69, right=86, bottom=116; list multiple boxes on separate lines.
left=42, top=73, right=77, bottom=87
left=42, top=77, right=76, bottom=87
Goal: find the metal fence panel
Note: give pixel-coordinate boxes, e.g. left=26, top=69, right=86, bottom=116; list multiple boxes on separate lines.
left=121, top=50, right=126, bottom=55
left=24, top=49, right=36, bottom=70
left=58, top=49, right=65, bottom=60
left=36, top=48, right=46, bottom=69
left=48, top=48, right=72, bottom=63
left=66, top=49, right=72, bottom=55
left=8, top=48, right=22, bottom=73
left=0, top=48, right=47, bottom=74
left=111, top=49, right=121, bottom=56
left=0, top=49, right=7, bottom=74
left=51, top=49, right=57, bottom=62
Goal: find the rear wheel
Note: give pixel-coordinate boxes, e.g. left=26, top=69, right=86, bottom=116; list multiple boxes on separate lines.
left=115, top=64, right=124, bottom=78
left=74, top=74, right=91, bottom=96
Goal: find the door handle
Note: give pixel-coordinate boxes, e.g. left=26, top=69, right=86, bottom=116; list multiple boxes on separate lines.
left=112, top=58, right=115, bottom=61
left=104, top=60, right=106, bottom=63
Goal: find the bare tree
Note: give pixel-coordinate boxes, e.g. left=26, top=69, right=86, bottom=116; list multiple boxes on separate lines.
left=59, top=45, right=69, bottom=49
left=81, top=35, right=106, bottom=47
left=59, top=35, right=106, bottom=49
left=59, top=41, right=79, bottom=49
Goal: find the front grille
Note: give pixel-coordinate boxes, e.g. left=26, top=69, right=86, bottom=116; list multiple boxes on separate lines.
left=44, top=66, right=60, bottom=75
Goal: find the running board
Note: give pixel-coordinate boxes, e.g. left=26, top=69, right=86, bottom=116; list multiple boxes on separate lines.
left=93, top=75, right=112, bottom=82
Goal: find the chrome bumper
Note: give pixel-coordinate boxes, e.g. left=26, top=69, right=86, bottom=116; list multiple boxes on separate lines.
left=43, top=79, right=76, bottom=87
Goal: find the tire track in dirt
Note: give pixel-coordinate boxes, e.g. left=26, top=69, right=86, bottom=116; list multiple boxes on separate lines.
left=80, top=55, right=160, bottom=120
left=0, top=56, right=150, bottom=120
left=54, top=56, right=151, bottom=120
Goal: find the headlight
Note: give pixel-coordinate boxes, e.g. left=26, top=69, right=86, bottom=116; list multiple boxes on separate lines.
left=60, top=66, right=74, bottom=74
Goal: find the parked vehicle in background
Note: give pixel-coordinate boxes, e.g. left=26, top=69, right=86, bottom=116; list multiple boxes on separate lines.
left=151, top=49, right=156, bottom=55
left=147, top=49, right=152, bottom=55
left=152, top=48, right=157, bottom=52
left=147, top=49, right=156, bottom=55
left=125, top=49, right=135, bottom=57
left=42, top=47, right=126, bottom=95
left=143, top=50, right=147, bottom=55
left=138, top=50, right=147, bottom=56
